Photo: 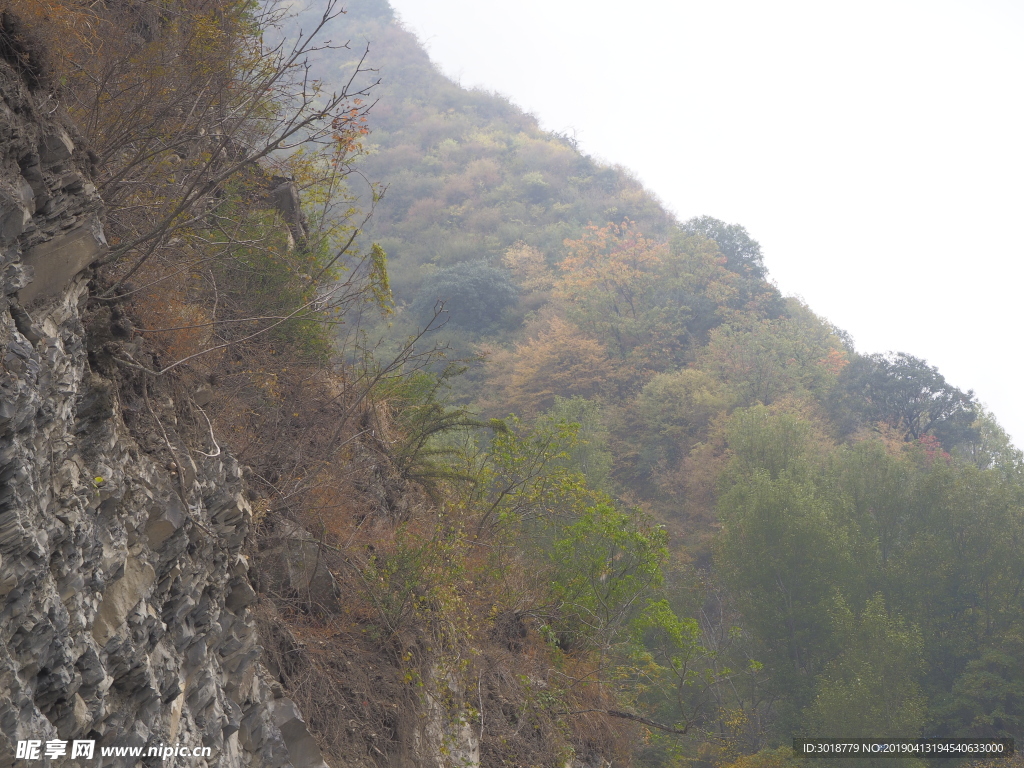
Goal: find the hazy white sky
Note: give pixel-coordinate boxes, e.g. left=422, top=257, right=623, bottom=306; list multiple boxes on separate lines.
left=387, top=0, right=1024, bottom=445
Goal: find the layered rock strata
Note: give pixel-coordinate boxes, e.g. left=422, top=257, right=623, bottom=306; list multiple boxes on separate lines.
left=0, top=46, right=327, bottom=768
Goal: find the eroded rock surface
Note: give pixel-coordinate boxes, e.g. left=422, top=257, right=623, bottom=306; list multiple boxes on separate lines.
left=0, top=48, right=326, bottom=768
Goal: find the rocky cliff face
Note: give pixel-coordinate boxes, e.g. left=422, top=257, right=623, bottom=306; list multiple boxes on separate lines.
left=0, top=49, right=329, bottom=768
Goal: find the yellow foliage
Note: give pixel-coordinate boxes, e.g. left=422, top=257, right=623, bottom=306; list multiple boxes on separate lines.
left=482, top=314, right=612, bottom=418
left=718, top=746, right=799, bottom=768
left=503, top=241, right=554, bottom=293
left=559, top=220, right=666, bottom=322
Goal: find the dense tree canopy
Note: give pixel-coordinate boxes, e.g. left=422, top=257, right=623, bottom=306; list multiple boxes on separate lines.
left=322, top=20, right=1024, bottom=762
left=60, top=0, right=1020, bottom=763
left=835, top=352, right=979, bottom=447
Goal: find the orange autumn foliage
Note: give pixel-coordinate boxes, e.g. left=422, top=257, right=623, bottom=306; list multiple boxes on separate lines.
left=481, top=314, right=613, bottom=418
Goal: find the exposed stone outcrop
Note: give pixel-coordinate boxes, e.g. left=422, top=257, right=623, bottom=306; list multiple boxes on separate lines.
left=0, top=44, right=328, bottom=768
left=268, top=177, right=309, bottom=251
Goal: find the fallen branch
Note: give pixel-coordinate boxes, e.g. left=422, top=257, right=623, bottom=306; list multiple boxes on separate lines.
left=558, top=709, right=689, bottom=735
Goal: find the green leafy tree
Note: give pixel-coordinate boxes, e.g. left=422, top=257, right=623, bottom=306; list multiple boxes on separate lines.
left=545, top=503, right=734, bottom=739
left=680, top=216, right=767, bottom=281
left=716, top=407, right=856, bottom=714
left=376, top=367, right=483, bottom=500
left=832, top=440, right=918, bottom=581
left=833, top=352, right=978, bottom=448
left=895, top=459, right=1024, bottom=702
left=803, top=595, right=926, bottom=741
left=948, top=637, right=1024, bottom=740
left=472, top=414, right=596, bottom=539
left=411, top=260, right=518, bottom=331
left=701, top=309, right=848, bottom=409
left=545, top=396, right=614, bottom=491
left=677, top=216, right=788, bottom=319
left=635, top=367, right=728, bottom=472
left=547, top=503, right=671, bottom=653
left=956, top=407, right=1024, bottom=475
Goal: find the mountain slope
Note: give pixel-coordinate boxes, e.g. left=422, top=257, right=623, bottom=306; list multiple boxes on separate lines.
left=300, top=1, right=1024, bottom=760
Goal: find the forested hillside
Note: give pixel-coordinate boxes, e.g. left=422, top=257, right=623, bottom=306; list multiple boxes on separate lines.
left=2, top=0, right=1021, bottom=765
left=301, top=1, right=1024, bottom=764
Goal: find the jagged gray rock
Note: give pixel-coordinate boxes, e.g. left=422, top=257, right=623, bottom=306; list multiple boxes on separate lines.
left=0, top=49, right=327, bottom=768
left=18, top=222, right=107, bottom=308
